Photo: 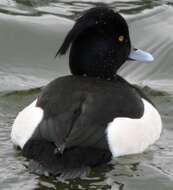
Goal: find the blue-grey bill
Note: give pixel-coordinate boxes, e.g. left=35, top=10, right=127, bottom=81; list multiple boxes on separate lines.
left=128, top=48, right=154, bottom=62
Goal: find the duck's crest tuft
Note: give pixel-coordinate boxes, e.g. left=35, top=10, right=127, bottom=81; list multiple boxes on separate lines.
left=55, top=5, right=114, bottom=56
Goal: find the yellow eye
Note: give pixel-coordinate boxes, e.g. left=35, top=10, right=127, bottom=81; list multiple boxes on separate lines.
left=118, top=35, right=124, bottom=42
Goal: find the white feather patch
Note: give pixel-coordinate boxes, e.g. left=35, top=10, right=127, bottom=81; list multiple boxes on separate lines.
left=11, top=99, right=44, bottom=149
left=107, top=99, right=162, bottom=157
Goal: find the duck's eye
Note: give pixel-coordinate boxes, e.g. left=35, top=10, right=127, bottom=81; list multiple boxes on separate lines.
left=118, top=35, right=124, bottom=43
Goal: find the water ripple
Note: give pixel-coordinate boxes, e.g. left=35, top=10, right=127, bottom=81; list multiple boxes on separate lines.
left=0, top=0, right=172, bottom=18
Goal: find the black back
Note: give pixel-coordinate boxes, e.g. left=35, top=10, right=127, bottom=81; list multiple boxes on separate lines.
left=33, top=75, right=144, bottom=150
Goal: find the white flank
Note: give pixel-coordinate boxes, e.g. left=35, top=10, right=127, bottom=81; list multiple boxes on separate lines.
left=107, top=99, right=162, bottom=157
left=11, top=99, right=44, bottom=149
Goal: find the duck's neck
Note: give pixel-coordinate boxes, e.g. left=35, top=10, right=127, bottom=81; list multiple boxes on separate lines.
left=69, top=31, right=125, bottom=80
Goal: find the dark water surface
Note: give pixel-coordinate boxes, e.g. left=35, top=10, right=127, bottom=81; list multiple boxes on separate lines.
left=0, top=0, right=173, bottom=189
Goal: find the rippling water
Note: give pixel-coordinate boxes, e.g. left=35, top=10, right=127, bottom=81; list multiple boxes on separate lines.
left=0, top=0, right=173, bottom=189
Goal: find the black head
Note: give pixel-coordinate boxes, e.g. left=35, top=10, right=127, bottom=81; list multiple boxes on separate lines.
left=57, top=6, right=131, bottom=79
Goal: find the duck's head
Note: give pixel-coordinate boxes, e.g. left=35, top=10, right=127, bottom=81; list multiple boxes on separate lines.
left=56, top=6, right=153, bottom=79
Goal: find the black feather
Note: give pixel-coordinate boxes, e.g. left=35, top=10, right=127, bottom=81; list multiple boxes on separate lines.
left=55, top=5, right=114, bottom=57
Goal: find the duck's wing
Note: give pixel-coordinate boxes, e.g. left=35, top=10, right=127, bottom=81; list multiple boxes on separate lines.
left=32, top=86, right=111, bottom=152
left=21, top=89, right=113, bottom=176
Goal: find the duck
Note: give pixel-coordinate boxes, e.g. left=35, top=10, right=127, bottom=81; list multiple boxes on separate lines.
left=11, top=6, right=162, bottom=178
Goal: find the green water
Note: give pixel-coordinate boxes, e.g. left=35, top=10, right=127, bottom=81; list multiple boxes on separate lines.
left=0, top=0, right=173, bottom=189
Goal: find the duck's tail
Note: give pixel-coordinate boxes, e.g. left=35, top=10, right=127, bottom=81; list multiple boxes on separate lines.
left=22, top=139, right=111, bottom=179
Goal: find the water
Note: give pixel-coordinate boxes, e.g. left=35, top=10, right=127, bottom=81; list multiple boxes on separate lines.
left=0, top=0, right=173, bottom=189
